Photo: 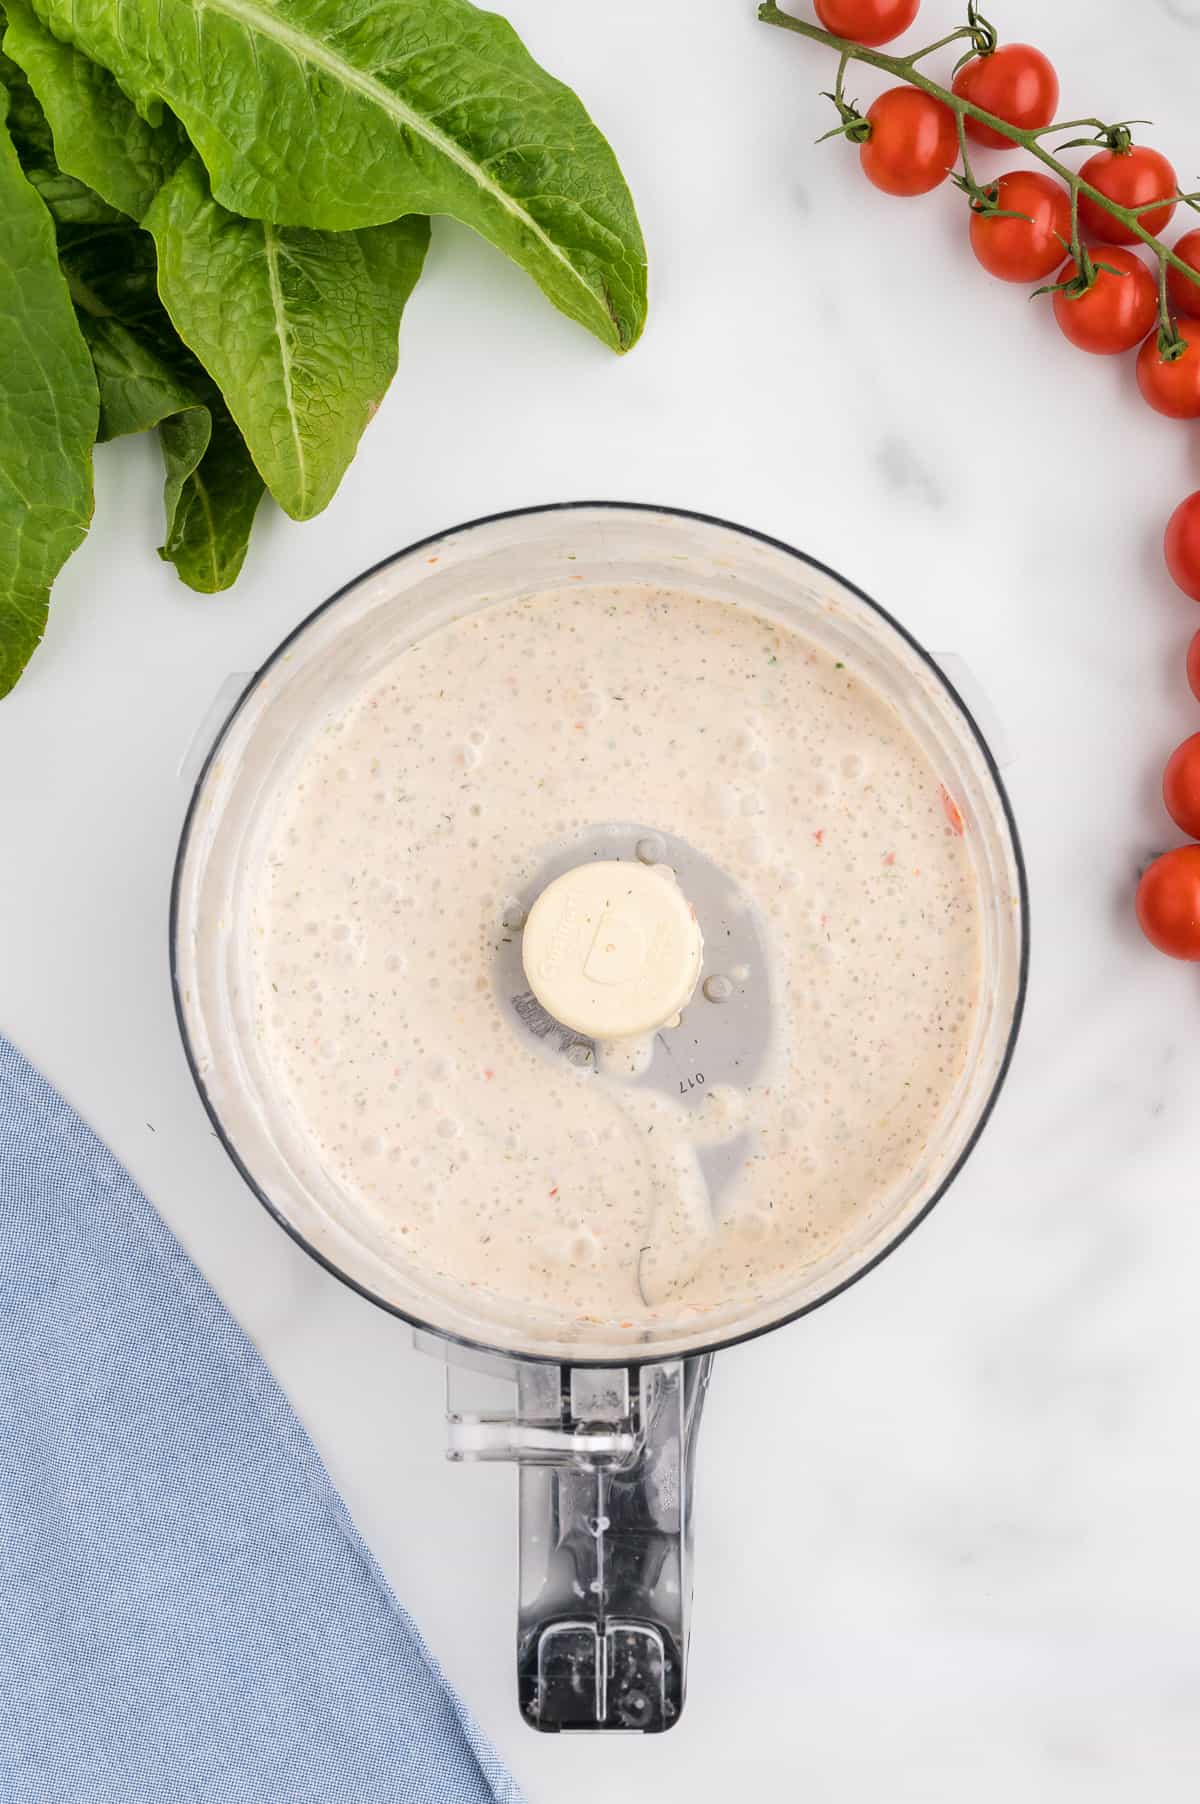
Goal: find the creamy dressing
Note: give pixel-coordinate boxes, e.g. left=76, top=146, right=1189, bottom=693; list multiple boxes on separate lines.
left=249, top=584, right=982, bottom=1334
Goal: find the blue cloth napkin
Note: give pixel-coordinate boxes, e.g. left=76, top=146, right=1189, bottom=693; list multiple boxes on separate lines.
left=0, top=1036, right=523, bottom=1804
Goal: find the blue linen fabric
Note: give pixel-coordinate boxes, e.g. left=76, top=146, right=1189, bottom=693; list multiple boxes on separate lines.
left=0, top=1035, right=523, bottom=1804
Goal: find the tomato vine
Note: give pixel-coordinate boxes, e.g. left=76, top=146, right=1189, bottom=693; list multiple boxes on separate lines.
left=759, top=1, right=1200, bottom=353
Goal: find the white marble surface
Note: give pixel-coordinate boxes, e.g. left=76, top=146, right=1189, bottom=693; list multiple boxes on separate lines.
left=4, top=0, right=1200, bottom=1795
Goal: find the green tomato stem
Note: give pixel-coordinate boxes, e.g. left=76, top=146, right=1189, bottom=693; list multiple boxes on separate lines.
left=757, top=2, right=1199, bottom=298
left=1031, top=118, right=1115, bottom=139
left=1155, top=256, right=1188, bottom=359
left=1067, top=176, right=1083, bottom=268
left=955, top=109, right=975, bottom=193
left=908, top=27, right=976, bottom=64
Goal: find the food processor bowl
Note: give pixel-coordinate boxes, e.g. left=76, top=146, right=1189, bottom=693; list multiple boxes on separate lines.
left=171, top=502, right=1028, bottom=1731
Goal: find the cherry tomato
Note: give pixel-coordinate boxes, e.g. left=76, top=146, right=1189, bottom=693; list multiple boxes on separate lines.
left=1136, top=326, right=1200, bottom=420
left=1165, top=228, right=1200, bottom=317
left=1164, top=732, right=1200, bottom=840
left=952, top=45, right=1059, bottom=149
left=1051, top=249, right=1157, bottom=355
left=969, top=171, right=1071, bottom=283
left=1136, top=846, right=1200, bottom=960
left=859, top=88, right=957, bottom=197
left=814, top=0, right=919, bottom=47
left=1165, top=492, right=1200, bottom=602
left=1077, top=146, right=1178, bottom=245
left=1188, top=629, right=1200, bottom=703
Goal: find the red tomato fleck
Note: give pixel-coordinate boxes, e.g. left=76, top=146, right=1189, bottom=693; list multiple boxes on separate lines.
left=940, top=785, right=965, bottom=834
left=813, top=829, right=825, bottom=845
left=883, top=851, right=897, bottom=866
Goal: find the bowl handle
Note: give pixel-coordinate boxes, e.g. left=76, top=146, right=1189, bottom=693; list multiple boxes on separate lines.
left=417, top=1335, right=712, bottom=1732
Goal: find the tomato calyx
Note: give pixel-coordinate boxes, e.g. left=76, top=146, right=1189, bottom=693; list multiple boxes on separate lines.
left=1034, top=243, right=1124, bottom=303
left=1056, top=119, right=1148, bottom=157
left=817, top=84, right=872, bottom=146
left=1101, top=123, right=1136, bottom=156
left=953, top=1, right=998, bottom=71
left=954, top=172, right=1031, bottom=225
left=1156, top=316, right=1191, bottom=365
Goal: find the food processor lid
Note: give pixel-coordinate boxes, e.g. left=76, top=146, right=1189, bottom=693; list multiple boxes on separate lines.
left=171, top=502, right=1028, bottom=1367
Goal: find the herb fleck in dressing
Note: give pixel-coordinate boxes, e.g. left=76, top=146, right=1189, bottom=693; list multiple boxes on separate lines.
left=251, top=585, right=981, bottom=1332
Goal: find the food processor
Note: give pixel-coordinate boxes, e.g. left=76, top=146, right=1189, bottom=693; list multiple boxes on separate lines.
left=171, top=502, right=1028, bottom=1733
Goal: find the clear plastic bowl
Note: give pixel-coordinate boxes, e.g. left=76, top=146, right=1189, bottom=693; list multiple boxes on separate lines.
left=171, top=502, right=1028, bottom=1366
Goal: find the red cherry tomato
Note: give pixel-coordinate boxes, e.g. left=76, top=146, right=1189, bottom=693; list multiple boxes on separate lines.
left=1136, top=326, right=1200, bottom=420
left=1077, top=146, right=1178, bottom=245
left=1051, top=249, right=1158, bottom=355
left=814, top=0, right=919, bottom=47
left=859, top=88, right=957, bottom=197
left=952, top=44, right=1059, bottom=149
left=1165, top=492, right=1200, bottom=602
left=1188, top=629, right=1200, bottom=703
left=1166, top=229, right=1200, bottom=317
left=969, top=171, right=1072, bottom=283
left=1164, top=733, right=1200, bottom=840
left=1136, top=846, right=1200, bottom=959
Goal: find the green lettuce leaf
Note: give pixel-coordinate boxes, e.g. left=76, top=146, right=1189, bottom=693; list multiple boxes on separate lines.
left=82, top=300, right=263, bottom=591
left=58, top=215, right=263, bottom=588
left=1, top=16, right=262, bottom=592
left=60, top=220, right=202, bottom=455
left=29, top=0, right=646, bottom=350
left=0, top=36, right=121, bottom=225
left=82, top=310, right=201, bottom=438
left=145, top=154, right=429, bottom=521
left=160, top=406, right=263, bottom=592
left=5, top=0, right=183, bottom=217
left=7, top=11, right=429, bottom=523
left=0, top=78, right=98, bottom=695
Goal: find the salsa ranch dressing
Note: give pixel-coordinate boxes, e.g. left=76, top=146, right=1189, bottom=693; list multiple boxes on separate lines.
left=249, top=584, right=982, bottom=1334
